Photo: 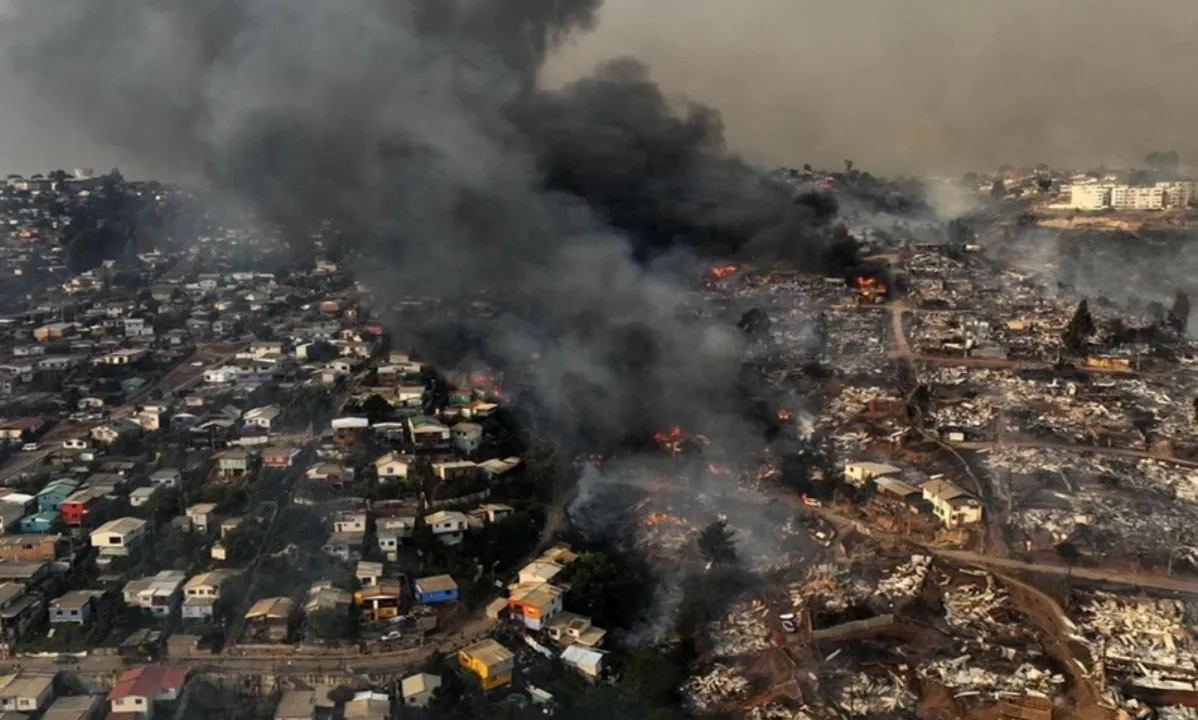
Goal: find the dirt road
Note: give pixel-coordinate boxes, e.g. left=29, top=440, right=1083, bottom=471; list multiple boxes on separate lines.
left=953, top=437, right=1198, bottom=470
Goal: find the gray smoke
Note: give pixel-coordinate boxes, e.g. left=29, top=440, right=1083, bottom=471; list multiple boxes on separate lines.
left=0, top=0, right=859, bottom=443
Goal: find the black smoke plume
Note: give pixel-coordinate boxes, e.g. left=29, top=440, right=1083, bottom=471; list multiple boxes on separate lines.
left=0, top=0, right=878, bottom=445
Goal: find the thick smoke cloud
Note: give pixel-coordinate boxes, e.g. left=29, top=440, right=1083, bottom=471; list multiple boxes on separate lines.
left=0, top=0, right=849, bottom=447
left=545, top=0, right=1198, bottom=175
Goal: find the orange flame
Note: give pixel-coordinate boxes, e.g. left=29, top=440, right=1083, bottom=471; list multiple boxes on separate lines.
left=709, top=265, right=739, bottom=279
left=654, top=427, right=683, bottom=444
left=778, top=408, right=793, bottom=421
left=644, top=512, right=679, bottom=526
left=853, top=276, right=887, bottom=294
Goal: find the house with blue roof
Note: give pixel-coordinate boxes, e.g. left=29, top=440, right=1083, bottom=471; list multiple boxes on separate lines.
left=37, top=480, right=80, bottom=513
left=20, top=510, right=59, bottom=533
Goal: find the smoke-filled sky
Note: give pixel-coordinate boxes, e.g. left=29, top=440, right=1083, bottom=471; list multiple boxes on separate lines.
left=543, top=0, right=1198, bottom=175
left=4, top=0, right=1191, bottom=177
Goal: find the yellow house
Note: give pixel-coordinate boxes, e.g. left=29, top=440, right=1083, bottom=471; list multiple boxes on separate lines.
left=458, top=639, right=515, bottom=691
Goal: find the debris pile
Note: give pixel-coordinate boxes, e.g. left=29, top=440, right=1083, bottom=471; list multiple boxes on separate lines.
left=792, top=564, right=873, bottom=613
left=942, top=577, right=1019, bottom=635
left=745, top=702, right=806, bottom=720
left=681, top=664, right=750, bottom=712
left=1079, top=593, right=1197, bottom=670
left=831, top=672, right=915, bottom=715
left=874, top=554, right=932, bottom=604
left=706, top=600, right=772, bottom=656
left=917, top=656, right=1065, bottom=698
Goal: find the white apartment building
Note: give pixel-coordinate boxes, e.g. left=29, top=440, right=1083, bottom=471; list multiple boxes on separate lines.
left=1067, top=184, right=1111, bottom=210
left=1110, top=185, right=1164, bottom=210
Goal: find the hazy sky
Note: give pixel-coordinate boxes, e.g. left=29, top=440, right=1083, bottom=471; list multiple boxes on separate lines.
left=544, top=0, right=1198, bottom=175
left=2, top=0, right=1198, bottom=177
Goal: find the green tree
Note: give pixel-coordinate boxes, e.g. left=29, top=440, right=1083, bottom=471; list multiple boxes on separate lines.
left=361, top=394, right=393, bottom=424
left=697, top=518, right=738, bottom=566
left=327, top=686, right=355, bottom=706
left=305, top=607, right=350, bottom=640
left=562, top=552, right=639, bottom=628
left=990, top=178, right=1006, bottom=199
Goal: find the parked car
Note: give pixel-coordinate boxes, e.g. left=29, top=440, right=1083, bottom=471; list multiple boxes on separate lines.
left=381, top=630, right=402, bottom=642
left=21, top=443, right=38, bottom=452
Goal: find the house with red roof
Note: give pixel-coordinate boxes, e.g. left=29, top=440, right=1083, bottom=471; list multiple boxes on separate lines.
left=107, top=666, right=188, bottom=720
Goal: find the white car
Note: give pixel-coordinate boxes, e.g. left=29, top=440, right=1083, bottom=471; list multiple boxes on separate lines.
left=380, top=630, right=402, bottom=642
left=20, top=443, right=38, bottom=452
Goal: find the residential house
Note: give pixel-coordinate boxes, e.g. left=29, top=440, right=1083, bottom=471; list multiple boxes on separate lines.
left=107, top=665, right=189, bottom=720
left=474, top=504, right=514, bottom=524
left=373, top=452, right=410, bottom=480
left=0, top=419, right=43, bottom=442
left=507, top=583, right=564, bottom=630
left=186, top=503, right=218, bottom=534
left=0, top=585, right=44, bottom=648
left=544, top=612, right=607, bottom=648
left=377, top=517, right=415, bottom=561
left=261, top=446, right=300, bottom=469
left=355, top=581, right=402, bottom=621
left=921, top=478, right=984, bottom=528
left=129, top=489, right=153, bottom=512
left=43, top=694, right=104, bottom=720
left=123, top=570, right=186, bottom=618
left=843, top=461, right=902, bottom=485
left=333, top=511, right=367, bottom=535
left=400, top=674, right=441, bottom=709
left=0, top=504, right=23, bottom=536
left=243, top=405, right=281, bottom=432
left=517, top=560, right=565, bottom=587
left=249, top=341, right=285, bottom=358
left=149, top=468, right=183, bottom=490
left=305, top=463, right=354, bottom=487
left=18, top=511, right=59, bottom=533
left=322, top=533, right=364, bottom=562
left=450, top=422, right=484, bottom=455
left=274, top=690, right=316, bottom=720
left=90, top=420, right=141, bottom=446
left=50, top=590, right=101, bottom=625
left=123, top=317, right=154, bottom=338
left=560, top=645, right=606, bottom=682
left=182, top=569, right=237, bottom=621
left=432, top=461, right=478, bottom=482
left=33, top=322, right=75, bottom=342
left=216, top=449, right=252, bottom=478
left=479, top=457, right=524, bottom=479
left=60, top=487, right=107, bottom=526
left=407, top=416, right=450, bottom=449
left=355, top=561, right=384, bottom=587
left=0, top=673, right=54, bottom=714
left=243, top=597, right=295, bottom=642
left=91, top=349, right=148, bottom=366
left=344, top=692, right=389, bottom=720
left=0, top=535, right=59, bottom=563
left=413, top=575, right=459, bottom=605
left=458, top=639, right=515, bottom=691
left=90, top=517, right=147, bottom=562
left=304, top=582, right=352, bottom=616
left=423, top=510, right=469, bottom=546
left=331, top=417, right=369, bottom=445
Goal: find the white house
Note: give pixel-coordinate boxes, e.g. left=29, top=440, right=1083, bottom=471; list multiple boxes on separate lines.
left=921, top=478, right=983, bottom=529
left=843, top=461, right=902, bottom=485
left=90, top=517, right=148, bottom=556
left=450, top=422, right=484, bottom=455
left=423, top=510, right=469, bottom=546
left=374, top=452, right=411, bottom=480
left=150, top=468, right=183, bottom=490
left=182, top=569, right=237, bottom=620
left=243, top=405, right=282, bottom=431
left=0, top=673, right=55, bottom=714
left=401, top=673, right=442, bottom=708
left=123, top=570, right=187, bottom=617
